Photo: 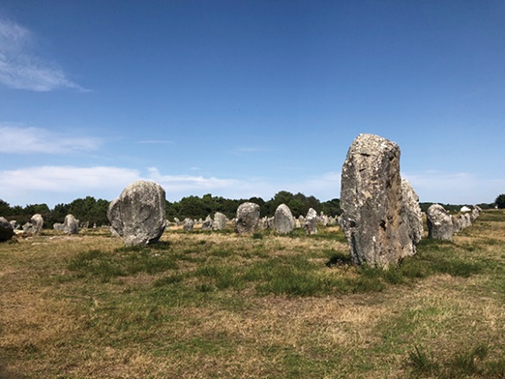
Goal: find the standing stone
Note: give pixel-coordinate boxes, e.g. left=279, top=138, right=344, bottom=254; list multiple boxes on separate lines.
left=108, top=198, right=124, bottom=237
left=258, top=216, right=268, bottom=230
left=304, top=208, right=318, bottom=235
left=201, top=215, right=213, bottom=230
left=426, top=204, right=453, bottom=241
left=53, top=223, right=64, bottom=231
left=470, top=206, right=481, bottom=222
left=9, top=220, right=18, bottom=230
left=235, top=202, right=260, bottom=234
left=0, top=217, right=14, bottom=242
left=340, top=134, right=415, bottom=268
left=107, top=180, right=166, bottom=246
left=174, top=217, right=181, bottom=226
left=400, top=178, right=424, bottom=256
left=31, top=214, right=44, bottom=234
left=452, top=216, right=461, bottom=234
left=294, top=218, right=301, bottom=229
left=183, top=218, right=194, bottom=231
left=274, top=204, right=294, bottom=234
left=213, top=212, right=228, bottom=230
left=63, top=214, right=80, bottom=235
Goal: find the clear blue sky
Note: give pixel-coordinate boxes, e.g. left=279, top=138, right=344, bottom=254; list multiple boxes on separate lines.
left=1, top=1, right=504, bottom=207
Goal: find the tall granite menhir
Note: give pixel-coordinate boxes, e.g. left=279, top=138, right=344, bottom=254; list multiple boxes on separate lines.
left=108, top=180, right=166, bottom=246
left=340, top=134, right=422, bottom=268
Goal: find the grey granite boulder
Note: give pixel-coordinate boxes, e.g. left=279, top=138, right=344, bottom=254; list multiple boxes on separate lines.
left=183, top=218, right=194, bottom=231
left=108, top=180, right=166, bottom=246
left=213, top=212, right=228, bottom=230
left=426, top=204, right=453, bottom=241
left=53, top=223, right=64, bottom=231
left=303, top=208, right=318, bottom=235
left=63, top=214, right=80, bottom=234
left=201, top=215, right=213, bottom=230
left=400, top=178, right=423, bottom=256
left=340, top=134, right=415, bottom=268
left=108, top=198, right=124, bottom=237
left=274, top=204, right=294, bottom=234
left=235, top=202, right=260, bottom=234
left=0, top=217, right=14, bottom=242
left=31, top=214, right=44, bottom=234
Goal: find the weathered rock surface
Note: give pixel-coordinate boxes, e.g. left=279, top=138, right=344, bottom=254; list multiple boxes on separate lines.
left=212, top=212, right=228, bottom=230
left=108, top=198, right=124, bottom=237
left=0, top=217, right=14, bottom=242
left=63, top=214, right=80, bottom=234
left=274, top=204, right=294, bottom=234
left=235, top=202, right=260, bottom=234
left=53, top=223, right=64, bottom=231
left=340, top=134, right=416, bottom=268
left=31, top=214, right=44, bottom=234
left=201, top=215, right=213, bottom=230
left=426, top=204, right=453, bottom=241
left=107, top=180, right=166, bottom=246
left=303, top=208, right=318, bottom=235
left=400, top=178, right=424, bottom=256
left=183, top=218, right=194, bottom=231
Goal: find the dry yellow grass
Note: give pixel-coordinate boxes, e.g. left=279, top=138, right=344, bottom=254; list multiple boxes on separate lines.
left=1, top=212, right=504, bottom=378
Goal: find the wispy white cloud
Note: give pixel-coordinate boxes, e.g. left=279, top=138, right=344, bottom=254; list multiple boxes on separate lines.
left=0, top=166, right=140, bottom=206
left=0, top=164, right=343, bottom=206
left=0, top=125, right=101, bottom=154
left=0, top=17, right=85, bottom=91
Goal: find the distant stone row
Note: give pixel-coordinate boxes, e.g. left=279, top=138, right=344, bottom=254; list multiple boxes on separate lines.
left=0, top=213, right=94, bottom=242
left=106, top=181, right=339, bottom=246
left=426, top=203, right=482, bottom=241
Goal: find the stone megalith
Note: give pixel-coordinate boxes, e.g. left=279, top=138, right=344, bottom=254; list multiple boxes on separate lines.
left=426, top=204, right=453, bottom=241
left=213, top=212, right=228, bottom=230
left=400, top=178, right=424, bottom=256
left=63, top=214, right=80, bottom=234
left=108, top=198, right=124, bottom=237
left=183, top=218, right=194, bottom=231
left=274, top=204, right=294, bottom=234
left=107, top=180, right=166, bottom=246
left=303, top=208, right=318, bottom=235
left=0, top=217, right=14, bottom=242
left=340, top=134, right=415, bottom=268
left=201, top=215, right=213, bottom=230
left=31, top=214, right=44, bottom=234
left=235, top=202, right=260, bottom=234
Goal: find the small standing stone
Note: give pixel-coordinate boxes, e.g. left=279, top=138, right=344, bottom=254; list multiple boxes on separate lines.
left=183, top=218, right=194, bottom=231
left=273, top=204, right=294, bottom=234
left=426, top=204, right=453, bottom=241
left=63, top=214, right=80, bottom=234
left=235, top=202, right=260, bottom=234
left=304, top=208, right=318, bottom=235
left=213, top=212, right=228, bottom=230
left=0, top=217, right=14, bottom=242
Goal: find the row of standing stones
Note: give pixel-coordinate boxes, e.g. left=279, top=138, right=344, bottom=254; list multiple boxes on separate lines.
left=0, top=133, right=483, bottom=269
left=104, top=134, right=482, bottom=269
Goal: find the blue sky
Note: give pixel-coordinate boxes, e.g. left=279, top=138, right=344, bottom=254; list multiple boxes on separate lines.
left=0, top=1, right=504, bottom=207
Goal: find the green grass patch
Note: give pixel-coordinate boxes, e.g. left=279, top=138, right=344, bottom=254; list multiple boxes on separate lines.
left=406, top=344, right=505, bottom=378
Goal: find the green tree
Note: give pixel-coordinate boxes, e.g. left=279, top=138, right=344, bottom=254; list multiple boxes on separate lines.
left=0, top=199, right=11, bottom=217
left=495, top=194, right=505, bottom=209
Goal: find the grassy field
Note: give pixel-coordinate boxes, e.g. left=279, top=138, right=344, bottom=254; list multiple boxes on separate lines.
left=1, top=211, right=504, bottom=379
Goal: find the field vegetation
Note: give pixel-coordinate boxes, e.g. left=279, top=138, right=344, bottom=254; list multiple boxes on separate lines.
left=1, top=211, right=504, bottom=378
